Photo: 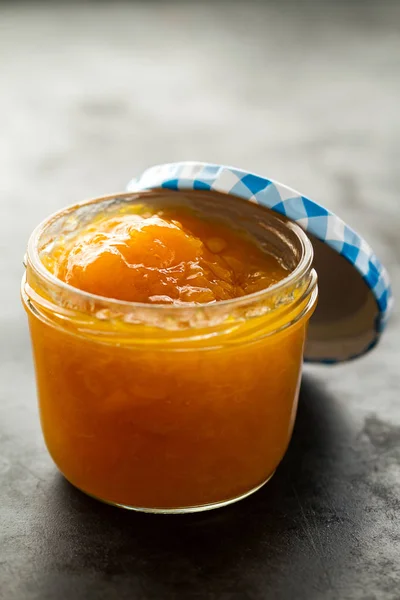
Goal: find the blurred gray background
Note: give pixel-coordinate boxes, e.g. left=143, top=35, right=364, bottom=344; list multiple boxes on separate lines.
left=1, top=2, right=400, bottom=599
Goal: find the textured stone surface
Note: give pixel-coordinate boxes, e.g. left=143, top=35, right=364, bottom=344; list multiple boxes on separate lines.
left=1, top=1, right=399, bottom=599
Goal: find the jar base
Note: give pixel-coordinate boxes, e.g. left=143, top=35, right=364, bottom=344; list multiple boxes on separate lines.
left=68, top=471, right=276, bottom=514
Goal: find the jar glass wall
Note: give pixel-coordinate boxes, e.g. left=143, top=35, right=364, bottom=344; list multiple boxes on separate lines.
left=22, top=190, right=317, bottom=513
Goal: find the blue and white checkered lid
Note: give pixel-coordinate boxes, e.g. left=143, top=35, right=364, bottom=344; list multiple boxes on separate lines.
left=127, top=162, right=393, bottom=363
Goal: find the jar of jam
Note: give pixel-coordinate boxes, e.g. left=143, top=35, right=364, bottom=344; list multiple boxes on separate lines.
left=22, top=188, right=317, bottom=512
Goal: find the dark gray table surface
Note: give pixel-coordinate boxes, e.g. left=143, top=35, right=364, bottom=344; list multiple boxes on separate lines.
left=1, top=1, right=400, bottom=599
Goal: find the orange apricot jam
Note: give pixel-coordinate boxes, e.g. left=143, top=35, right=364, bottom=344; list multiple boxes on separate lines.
left=22, top=190, right=317, bottom=512
left=44, top=206, right=287, bottom=304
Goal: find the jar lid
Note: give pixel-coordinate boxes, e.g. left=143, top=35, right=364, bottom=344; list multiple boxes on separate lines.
left=127, top=162, right=393, bottom=363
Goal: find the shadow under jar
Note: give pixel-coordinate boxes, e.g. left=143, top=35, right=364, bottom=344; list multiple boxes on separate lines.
left=22, top=190, right=317, bottom=513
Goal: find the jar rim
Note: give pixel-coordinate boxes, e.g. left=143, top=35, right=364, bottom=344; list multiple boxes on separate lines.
left=26, top=190, right=314, bottom=316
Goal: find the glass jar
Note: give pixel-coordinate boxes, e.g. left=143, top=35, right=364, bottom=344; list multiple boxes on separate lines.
left=21, top=190, right=317, bottom=513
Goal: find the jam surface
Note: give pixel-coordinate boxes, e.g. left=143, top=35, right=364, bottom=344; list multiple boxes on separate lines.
left=44, top=206, right=288, bottom=303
